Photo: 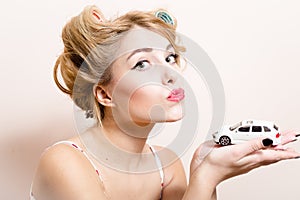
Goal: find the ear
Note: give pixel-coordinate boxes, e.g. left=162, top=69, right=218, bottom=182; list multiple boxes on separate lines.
left=94, top=85, right=115, bottom=107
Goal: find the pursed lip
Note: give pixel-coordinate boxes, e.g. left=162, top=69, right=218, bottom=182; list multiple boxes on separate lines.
left=167, top=88, right=185, bottom=102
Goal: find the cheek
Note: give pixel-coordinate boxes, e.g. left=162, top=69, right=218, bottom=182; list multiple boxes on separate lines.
left=128, top=86, right=184, bottom=122
left=129, top=86, right=167, bottom=111
left=128, top=86, right=168, bottom=122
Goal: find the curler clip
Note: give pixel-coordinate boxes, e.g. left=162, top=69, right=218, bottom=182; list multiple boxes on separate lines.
left=92, top=9, right=105, bottom=22
left=155, top=10, right=176, bottom=26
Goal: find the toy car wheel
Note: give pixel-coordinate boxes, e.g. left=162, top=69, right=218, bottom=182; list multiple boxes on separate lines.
left=219, top=136, right=231, bottom=146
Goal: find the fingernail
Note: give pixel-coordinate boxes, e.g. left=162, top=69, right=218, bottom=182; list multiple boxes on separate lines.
left=262, top=138, right=273, bottom=147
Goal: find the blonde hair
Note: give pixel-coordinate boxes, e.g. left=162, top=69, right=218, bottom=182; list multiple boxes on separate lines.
left=54, top=5, right=184, bottom=124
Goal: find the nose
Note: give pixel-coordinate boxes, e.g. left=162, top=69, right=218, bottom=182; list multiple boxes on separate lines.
left=162, top=66, right=177, bottom=86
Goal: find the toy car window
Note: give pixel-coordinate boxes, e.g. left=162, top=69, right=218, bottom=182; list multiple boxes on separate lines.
left=263, top=126, right=271, bottom=132
left=273, top=124, right=279, bottom=131
left=252, top=126, right=262, bottom=132
left=238, top=126, right=250, bottom=132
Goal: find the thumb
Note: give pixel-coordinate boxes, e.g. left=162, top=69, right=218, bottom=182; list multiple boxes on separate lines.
left=193, top=140, right=216, bottom=161
left=190, top=140, right=215, bottom=173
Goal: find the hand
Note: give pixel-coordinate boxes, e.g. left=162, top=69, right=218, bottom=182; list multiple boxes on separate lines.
left=274, top=129, right=299, bottom=150
left=190, top=130, right=300, bottom=187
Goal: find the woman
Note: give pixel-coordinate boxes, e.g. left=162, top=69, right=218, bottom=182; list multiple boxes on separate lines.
left=30, top=5, right=300, bottom=200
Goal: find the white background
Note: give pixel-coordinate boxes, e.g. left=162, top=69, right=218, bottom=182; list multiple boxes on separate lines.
left=1, top=0, right=300, bottom=199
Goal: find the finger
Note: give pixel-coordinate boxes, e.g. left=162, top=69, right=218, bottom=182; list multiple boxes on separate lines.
left=274, top=144, right=288, bottom=150
left=280, top=130, right=299, bottom=145
left=230, top=138, right=273, bottom=160
left=280, top=129, right=294, bottom=136
left=239, top=148, right=300, bottom=166
left=273, top=143, right=298, bottom=151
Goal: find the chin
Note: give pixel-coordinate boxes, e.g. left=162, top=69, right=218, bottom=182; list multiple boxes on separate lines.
left=165, top=105, right=184, bottom=122
left=135, top=114, right=184, bottom=124
left=165, top=114, right=184, bottom=122
left=130, top=105, right=184, bottom=123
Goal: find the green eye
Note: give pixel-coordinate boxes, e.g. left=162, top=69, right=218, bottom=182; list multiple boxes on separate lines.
left=132, top=60, right=151, bottom=71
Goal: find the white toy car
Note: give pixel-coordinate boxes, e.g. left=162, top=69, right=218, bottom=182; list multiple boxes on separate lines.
left=212, top=119, right=281, bottom=146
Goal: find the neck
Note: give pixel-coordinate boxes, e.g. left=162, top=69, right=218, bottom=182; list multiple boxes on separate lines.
left=98, top=116, right=155, bottom=154
left=81, top=116, right=160, bottom=173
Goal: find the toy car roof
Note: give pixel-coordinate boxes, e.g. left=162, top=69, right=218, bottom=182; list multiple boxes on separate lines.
left=240, top=119, right=275, bottom=126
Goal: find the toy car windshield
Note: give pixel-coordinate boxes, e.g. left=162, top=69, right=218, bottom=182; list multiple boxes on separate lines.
left=229, top=121, right=242, bottom=131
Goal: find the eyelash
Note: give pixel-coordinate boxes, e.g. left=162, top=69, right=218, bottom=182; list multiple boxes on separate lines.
left=131, top=53, right=179, bottom=71
left=131, top=60, right=150, bottom=71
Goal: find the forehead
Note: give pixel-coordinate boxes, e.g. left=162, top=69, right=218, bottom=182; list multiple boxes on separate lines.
left=113, top=27, right=172, bottom=60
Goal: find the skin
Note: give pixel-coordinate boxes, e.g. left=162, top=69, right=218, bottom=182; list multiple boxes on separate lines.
left=31, top=29, right=300, bottom=199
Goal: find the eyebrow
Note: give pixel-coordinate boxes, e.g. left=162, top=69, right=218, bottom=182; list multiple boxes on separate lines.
left=126, top=44, right=175, bottom=61
left=126, top=48, right=153, bottom=61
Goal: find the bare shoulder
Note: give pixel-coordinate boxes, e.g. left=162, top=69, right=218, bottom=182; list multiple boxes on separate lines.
left=151, top=145, right=186, bottom=181
left=152, top=145, right=187, bottom=200
left=151, top=145, right=184, bottom=170
left=31, top=141, right=106, bottom=200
